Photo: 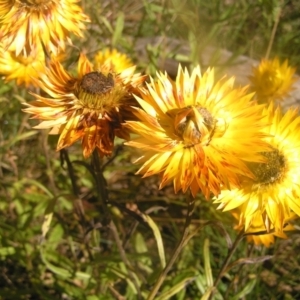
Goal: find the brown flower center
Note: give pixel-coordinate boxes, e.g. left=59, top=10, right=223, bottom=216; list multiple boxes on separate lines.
left=251, top=149, right=286, bottom=185
left=77, top=71, right=128, bottom=113
left=81, top=72, right=114, bottom=95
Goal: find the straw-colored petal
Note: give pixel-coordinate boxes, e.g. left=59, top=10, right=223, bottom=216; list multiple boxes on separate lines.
left=215, top=104, right=300, bottom=232
left=231, top=210, right=295, bottom=247
left=23, top=54, right=146, bottom=158
left=125, top=65, right=270, bottom=198
left=0, top=0, right=90, bottom=56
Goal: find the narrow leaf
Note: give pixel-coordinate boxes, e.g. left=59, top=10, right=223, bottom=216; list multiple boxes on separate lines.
left=41, top=197, right=58, bottom=240
left=200, top=287, right=215, bottom=300
left=142, top=213, right=166, bottom=269
left=232, top=278, right=257, bottom=300
left=203, top=238, right=213, bottom=287
left=156, top=276, right=195, bottom=300
left=225, top=255, right=273, bottom=273
left=112, top=12, right=124, bottom=46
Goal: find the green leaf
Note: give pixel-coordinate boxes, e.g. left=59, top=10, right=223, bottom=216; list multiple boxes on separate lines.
left=156, top=276, right=195, bottom=300
left=142, top=213, right=166, bottom=269
left=231, top=278, right=257, bottom=300
left=112, top=12, right=124, bottom=46
left=0, top=84, right=12, bottom=94
left=203, top=238, right=213, bottom=288
left=41, top=197, right=58, bottom=240
left=134, top=232, right=153, bottom=272
left=15, top=178, right=54, bottom=198
left=87, top=296, right=100, bottom=300
left=100, top=16, right=113, bottom=33
left=6, top=130, right=38, bottom=148
left=40, top=250, right=72, bottom=278
left=201, top=287, right=215, bottom=300
left=0, top=247, right=16, bottom=257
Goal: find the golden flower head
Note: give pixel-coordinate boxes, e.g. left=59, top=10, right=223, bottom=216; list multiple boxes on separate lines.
left=23, top=53, right=146, bottom=158
left=124, top=65, right=270, bottom=198
left=0, top=42, right=45, bottom=87
left=232, top=209, right=295, bottom=247
left=94, top=48, right=133, bottom=74
left=215, top=103, right=300, bottom=232
left=249, top=57, right=296, bottom=104
left=0, top=0, right=90, bottom=56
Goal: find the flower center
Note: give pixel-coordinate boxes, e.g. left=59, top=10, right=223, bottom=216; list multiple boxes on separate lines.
left=261, top=69, right=282, bottom=94
left=81, top=72, right=114, bottom=95
left=251, top=149, right=286, bottom=185
left=167, top=106, right=215, bottom=146
left=77, top=71, right=126, bottom=112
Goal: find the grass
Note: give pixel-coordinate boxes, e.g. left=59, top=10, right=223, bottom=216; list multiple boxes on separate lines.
left=1, top=0, right=300, bottom=299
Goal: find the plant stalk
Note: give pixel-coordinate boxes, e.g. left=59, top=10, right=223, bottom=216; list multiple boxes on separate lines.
left=147, top=194, right=195, bottom=300
left=209, top=230, right=244, bottom=300
left=265, top=1, right=283, bottom=59
left=92, top=150, right=110, bottom=225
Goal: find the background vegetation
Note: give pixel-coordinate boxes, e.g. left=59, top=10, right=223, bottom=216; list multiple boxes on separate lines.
left=1, top=0, right=300, bottom=299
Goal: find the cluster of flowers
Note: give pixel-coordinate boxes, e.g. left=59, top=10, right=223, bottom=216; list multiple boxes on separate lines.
left=0, top=1, right=299, bottom=247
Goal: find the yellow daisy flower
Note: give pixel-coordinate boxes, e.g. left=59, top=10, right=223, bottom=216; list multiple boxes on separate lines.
left=0, top=43, right=45, bottom=87
left=94, top=48, right=133, bottom=73
left=215, top=103, right=300, bottom=232
left=249, top=57, right=296, bottom=104
left=23, top=54, right=146, bottom=158
left=125, top=65, right=270, bottom=198
left=232, top=210, right=294, bottom=247
left=0, top=0, right=90, bottom=56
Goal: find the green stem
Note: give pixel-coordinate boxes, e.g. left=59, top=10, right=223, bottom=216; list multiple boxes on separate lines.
left=147, top=194, right=195, bottom=300
left=60, top=149, right=88, bottom=224
left=109, top=219, right=142, bottom=299
left=91, top=150, right=110, bottom=225
left=91, top=151, right=141, bottom=297
left=209, top=230, right=244, bottom=300
left=224, top=242, right=254, bottom=300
